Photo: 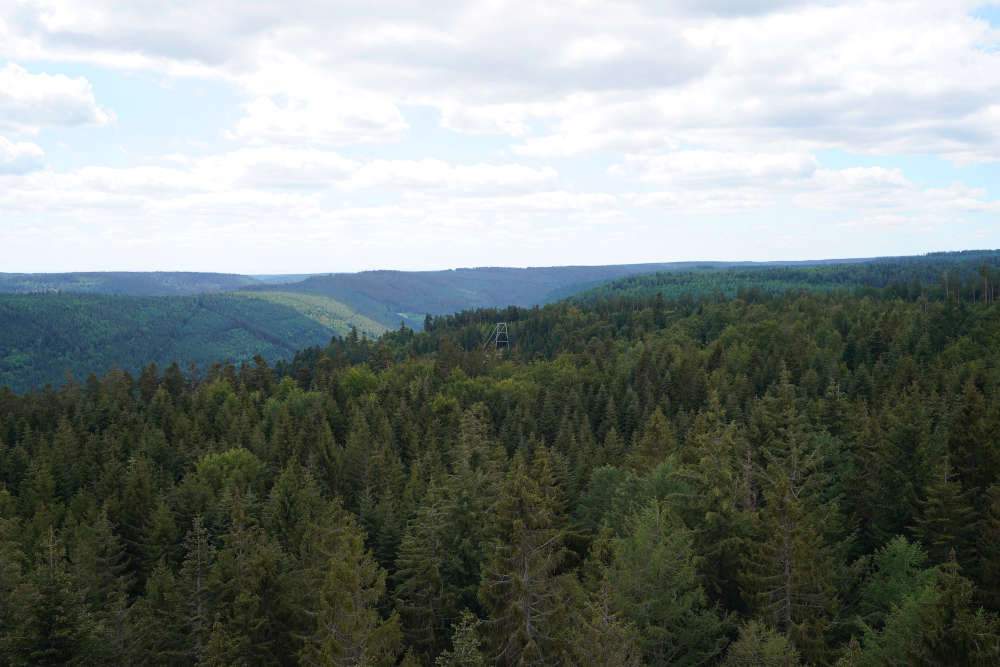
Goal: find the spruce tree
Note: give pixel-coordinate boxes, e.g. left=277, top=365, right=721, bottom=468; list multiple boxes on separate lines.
left=296, top=501, right=402, bottom=666
left=608, top=499, right=728, bottom=665
left=477, top=449, right=573, bottom=665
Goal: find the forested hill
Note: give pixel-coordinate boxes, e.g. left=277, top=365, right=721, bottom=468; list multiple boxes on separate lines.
left=572, top=249, right=1000, bottom=303
left=240, top=263, right=682, bottom=330
left=238, top=259, right=918, bottom=331
left=0, top=293, right=336, bottom=393
left=3, top=251, right=999, bottom=394
left=2, top=279, right=999, bottom=663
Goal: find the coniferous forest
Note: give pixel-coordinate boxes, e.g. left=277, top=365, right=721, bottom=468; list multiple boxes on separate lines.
left=2, top=274, right=1000, bottom=664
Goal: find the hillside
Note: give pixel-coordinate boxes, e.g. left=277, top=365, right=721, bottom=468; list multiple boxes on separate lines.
left=239, top=291, right=389, bottom=338
left=244, top=261, right=869, bottom=330
left=4, top=252, right=998, bottom=394
left=0, top=293, right=335, bottom=393
left=1, top=275, right=999, bottom=663
left=572, top=249, right=1000, bottom=303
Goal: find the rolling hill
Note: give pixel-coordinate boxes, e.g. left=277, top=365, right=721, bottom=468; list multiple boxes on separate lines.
left=0, top=293, right=335, bottom=393
left=3, top=251, right=998, bottom=393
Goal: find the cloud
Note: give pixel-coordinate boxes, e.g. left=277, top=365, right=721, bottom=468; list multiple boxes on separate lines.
left=4, top=1, right=999, bottom=159
left=1, top=1, right=998, bottom=271
left=0, top=136, right=44, bottom=174
left=342, top=159, right=559, bottom=195
left=0, top=63, right=111, bottom=134
left=0, top=148, right=567, bottom=219
left=232, top=94, right=408, bottom=146
left=609, top=151, right=819, bottom=186
left=624, top=152, right=1000, bottom=221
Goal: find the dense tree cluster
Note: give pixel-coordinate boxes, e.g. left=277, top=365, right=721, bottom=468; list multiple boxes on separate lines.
left=0, top=293, right=334, bottom=393
left=574, top=250, right=1000, bottom=305
left=1, top=283, right=1000, bottom=664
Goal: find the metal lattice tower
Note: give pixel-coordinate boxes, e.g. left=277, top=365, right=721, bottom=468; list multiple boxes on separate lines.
left=483, top=322, right=509, bottom=356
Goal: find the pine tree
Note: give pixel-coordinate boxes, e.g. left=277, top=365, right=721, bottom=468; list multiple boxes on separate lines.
left=68, top=507, right=136, bottom=662
left=626, top=407, right=677, bottom=474
left=178, top=515, right=216, bottom=662
left=860, top=554, right=1000, bottom=665
left=206, top=490, right=294, bottom=665
left=721, top=620, right=801, bottom=666
left=976, top=485, right=1000, bottom=610
left=296, top=501, right=402, bottom=666
left=567, top=573, right=642, bottom=666
left=856, top=535, right=933, bottom=630
left=744, top=394, right=838, bottom=663
left=675, top=391, right=752, bottom=610
left=950, top=378, right=999, bottom=493
left=132, top=557, right=182, bottom=661
left=609, top=499, right=728, bottom=665
left=6, top=527, right=96, bottom=665
left=434, top=610, right=487, bottom=667
left=911, top=458, right=976, bottom=565
left=477, top=449, right=573, bottom=665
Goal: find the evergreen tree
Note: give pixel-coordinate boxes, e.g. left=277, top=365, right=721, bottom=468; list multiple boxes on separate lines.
left=205, top=490, right=294, bottom=665
left=911, top=457, right=976, bottom=566
left=857, top=535, right=932, bottom=631
left=434, top=610, right=487, bottom=667
left=477, top=449, right=573, bottom=665
left=744, top=394, right=838, bottom=663
left=567, top=575, right=642, bottom=667
left=5, top=527, right=96, bottom=666
left=609, top=499, right=728, bottom=665
left=296, top=501, right=402, bottom=666
left=976, top=485, right=1000, bottom=610
left=178, top=515, right=216, bottom=663
left=721, top=620, right=801, bottom=666
left=626, top=407, right=677, bottom=473
left=859, top=555, right=1000, bottom=665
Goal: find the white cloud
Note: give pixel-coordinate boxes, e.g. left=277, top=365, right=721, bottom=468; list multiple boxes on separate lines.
left=343, top=159, right=559, bottom=195
left=233, top=94, right=407, bottom=146
left=627, top=154, right=1000, bottom=220
left=5, top=1, right=1000, bottom=159
left=0, top=63, right=111, bottom=134
left=1, top=1, right=998, bottom=271
left=0, top=136, right=44, bottom=173
left=609, top=151, right=819, bottom=186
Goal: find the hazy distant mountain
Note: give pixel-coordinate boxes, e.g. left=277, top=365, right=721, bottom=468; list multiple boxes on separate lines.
left=0, top=272, right=265, bottom=296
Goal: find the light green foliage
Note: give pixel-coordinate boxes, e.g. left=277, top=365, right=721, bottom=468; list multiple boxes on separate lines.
left=434, top=611, right=486, bottom=667
left=858, top=558, right=1000, bottom=665
left=858, top=536, right=933, bottom=629
left=721, top=620, right=801, bottom=666
left=242, top=290, right=388, bottom=338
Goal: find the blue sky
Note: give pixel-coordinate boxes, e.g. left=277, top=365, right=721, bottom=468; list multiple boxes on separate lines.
left=1, top=0, right=999, bottom=273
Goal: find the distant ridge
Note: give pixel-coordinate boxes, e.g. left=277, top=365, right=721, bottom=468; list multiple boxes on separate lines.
left=0, top=271, right=263, bottom=296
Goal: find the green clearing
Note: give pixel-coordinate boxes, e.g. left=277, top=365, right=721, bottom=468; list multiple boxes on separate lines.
left=240, top=291, right=388, bottom=338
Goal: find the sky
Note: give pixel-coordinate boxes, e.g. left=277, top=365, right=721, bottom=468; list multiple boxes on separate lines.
left=1, top=0, right=999, bottom=274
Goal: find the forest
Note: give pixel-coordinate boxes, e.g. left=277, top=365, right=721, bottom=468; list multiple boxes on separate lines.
left=4, top=251, right=999, bottom=395
left=1, top=262, right=1000, bottom=664
left=0, top=293, right=336, bottom=394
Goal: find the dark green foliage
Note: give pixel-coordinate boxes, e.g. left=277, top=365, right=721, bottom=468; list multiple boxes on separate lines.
left=858, top=556, right=1000, bottom=665
left=608, top=500, right=728, bottom=665
left=0, top=293, right=335, bottom=393
left=0, top=265, right=997, bottom=663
